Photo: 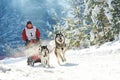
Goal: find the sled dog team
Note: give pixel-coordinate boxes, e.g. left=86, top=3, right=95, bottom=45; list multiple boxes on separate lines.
left=27, top=32, right=67, bottom=67
left=22, top=21, right=67, bottom=67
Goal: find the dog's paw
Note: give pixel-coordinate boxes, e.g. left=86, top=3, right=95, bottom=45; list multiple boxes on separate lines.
left=61, top=62, right=66, bottom=65
left=64, top=58, right=66, bottom=62
left=31, top=61, right=34, bottom=67
left=42, top=64, right=46, bottom=68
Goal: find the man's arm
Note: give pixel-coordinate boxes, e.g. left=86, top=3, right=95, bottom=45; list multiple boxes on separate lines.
left=36, top=28, right=40, bottom=39
left=22, top=29, right=27, bottom=41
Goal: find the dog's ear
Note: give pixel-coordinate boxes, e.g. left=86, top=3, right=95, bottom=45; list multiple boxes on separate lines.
left=60, top=32, right=62, bottom=34
left=39, top=47, right=41, bottom=50
left=56, top=33, right=59, bottom=35
left=39, top=45, right=41, bottom=47
left=60, top=32, right=63, bottom=35
left=41, top=45, right=43, bottom=49
left=55, top=33, right=59, bottom=38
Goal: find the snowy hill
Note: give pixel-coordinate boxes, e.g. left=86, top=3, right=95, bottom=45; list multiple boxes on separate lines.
left=0, top=41, right=120, bottom=80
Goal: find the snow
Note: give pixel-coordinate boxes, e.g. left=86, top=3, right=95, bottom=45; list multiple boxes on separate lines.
left=92, top=5, right=101, bottom=16
left=0, top=41, right=120, bottom=80
left=106, top=0, right=113, bottom=9
left=91, top=5, right=101, bottom=23
left=84, top=0, right=91, bottom=16
left=90, top=32, right=95, bottom=41
left=94, top=0, right=105, bottom=2
left=104, top=7, right=113, bottom=23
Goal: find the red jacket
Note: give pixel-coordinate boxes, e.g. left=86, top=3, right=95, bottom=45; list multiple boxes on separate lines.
left=22, top=26, right=40, bottom=41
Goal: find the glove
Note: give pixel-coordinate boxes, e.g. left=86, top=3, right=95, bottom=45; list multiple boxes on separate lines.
left=25, top=39, right=30, bottom=46
left=36, top=38, right=40, bottom=42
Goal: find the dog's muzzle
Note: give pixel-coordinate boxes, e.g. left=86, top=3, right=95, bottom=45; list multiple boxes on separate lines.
left=58, top=38, right=62, bottom=42
left=44, top=52, right=47, bottom=57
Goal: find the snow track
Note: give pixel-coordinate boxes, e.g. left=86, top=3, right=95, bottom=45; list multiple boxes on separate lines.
left=0, top=41, right=120, bottom=80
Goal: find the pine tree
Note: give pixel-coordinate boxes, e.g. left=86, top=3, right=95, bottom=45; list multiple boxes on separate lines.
left=111, top=0, right=120, bottom=40
left=84, top=0, right=115, bottom=45
left=63, top=0, right=87, bottom=48
left=97, top=7, right=112, bottom=42
left=48, top=0, right=120, bottom=48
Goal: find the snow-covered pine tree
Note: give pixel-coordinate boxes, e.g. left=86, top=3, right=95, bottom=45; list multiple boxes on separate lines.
left=62, top=0, right=89, bottom=48
left=84, top=0, right=114, bottom=45
left=110, top=0, right=120, bottom=40
left=48, top=0, right=120, bottom=48
left=97, top=7, right=112, bottom=43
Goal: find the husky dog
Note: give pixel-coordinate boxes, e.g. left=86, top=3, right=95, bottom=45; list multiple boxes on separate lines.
left=27, top=45, right=50, bottom=67
left=55, top=32, right=67, bottom=65
left=39, top=46, right=50, bottom=67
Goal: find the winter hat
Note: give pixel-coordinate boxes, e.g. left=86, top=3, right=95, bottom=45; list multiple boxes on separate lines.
left=27, top=21, right=32, bottom=25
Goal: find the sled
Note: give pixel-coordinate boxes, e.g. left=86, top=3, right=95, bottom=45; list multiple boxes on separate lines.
left=27, top=54, right=41, bottom=66
left=26, top=39, right=41, bottom=66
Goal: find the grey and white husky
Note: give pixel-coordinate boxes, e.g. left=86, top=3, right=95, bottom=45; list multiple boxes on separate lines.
left=39, top=45, right=50, bottom=67
left=27, top=45, right=50, bottom=67
left=55, top=32, right=67, bottom=65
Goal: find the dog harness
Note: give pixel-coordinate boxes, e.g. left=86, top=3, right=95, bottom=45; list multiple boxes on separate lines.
left=55, top=42, right=66, bottom=50
left=25, top=26, right=36, bottom=40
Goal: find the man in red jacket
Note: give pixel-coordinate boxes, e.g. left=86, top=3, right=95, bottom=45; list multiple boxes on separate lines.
left=22, top=21, right=40, bottom=46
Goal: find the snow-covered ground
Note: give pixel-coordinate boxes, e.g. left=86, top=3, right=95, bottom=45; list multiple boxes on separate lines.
left=0, top=41, right=120, bottom=80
